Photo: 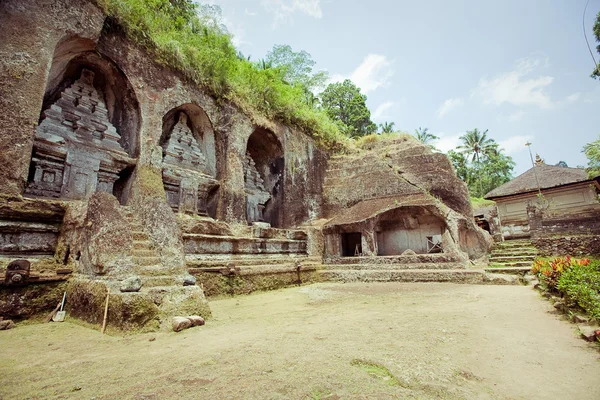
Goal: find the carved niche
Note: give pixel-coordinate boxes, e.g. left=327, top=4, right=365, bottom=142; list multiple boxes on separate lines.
left=25, top=69, right=135, bottom=200
left=161, top=112, right=218, bottom=216
left=244, top=152, right=271, bottom=224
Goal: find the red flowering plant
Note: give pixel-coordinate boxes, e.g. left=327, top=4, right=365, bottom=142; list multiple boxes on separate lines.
left=531, top=256, right=590, bottom=291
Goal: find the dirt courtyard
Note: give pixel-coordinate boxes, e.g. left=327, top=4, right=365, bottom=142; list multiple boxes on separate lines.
left=1, top=282, right=599, bottom=399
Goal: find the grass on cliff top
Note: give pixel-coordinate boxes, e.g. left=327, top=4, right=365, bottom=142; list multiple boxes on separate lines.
left=471, top=197, right=495, bottom=209
left=96, top=0, right=348, bottom=151
left=354, top=132, right=418, bottom=150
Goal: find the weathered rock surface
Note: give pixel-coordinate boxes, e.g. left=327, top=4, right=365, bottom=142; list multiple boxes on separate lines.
left=578, top=325, right=598, bottom=342
left=183, top=275, right=197, bottom=286
left=322, top=137, right=491, bottom=260
left=172, top=316, right=192, bottom=332
left=186, top=315, right=205, bottom=326
left=60, top=192, right=133, bottom=277
left=0, top=320, right=15, bottom=330
left=0, top=281, right=67, bottom=319
left=120, top=276, right=142, bottom=293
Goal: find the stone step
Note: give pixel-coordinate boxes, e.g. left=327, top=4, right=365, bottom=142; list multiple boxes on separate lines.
left=489, top=255, right=537, bottom=262
left=132, top=231, right=150, bottom=241
left=133, top=256, right=162, bottom=266
left=489, top=261, right=533, bottom=268
left=491, top=248, right=537, bottom=256
left=139, top=264, right=184, bottom=276
left=320, top=269, right=488, bottom=284
left=187, top=256, right=319, bottom=268
left=189, top=264, right=321, bottom=276
left=496, top=241, right=534, bottom=249
left=484, top=267, right=531, bottom=275
left=141, top=275, right=182, bottom=287
left=133, top=240, right=154, bottom=250
left=132, top=249, right=159, bottom=258
left=324, top=254, right=463, bottom=265
left=321, top=262, right=466, bottom=271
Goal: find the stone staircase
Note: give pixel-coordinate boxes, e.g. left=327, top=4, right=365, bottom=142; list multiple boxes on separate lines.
left=489, top=239, right=537, bottom=268
left=122, top=206, right=182, bottom=287
left=319, top=254, right=513, bottom=284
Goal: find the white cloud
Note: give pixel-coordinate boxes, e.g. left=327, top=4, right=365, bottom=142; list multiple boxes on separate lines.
left=331, top=54, right=394, bottom=94
left=432, top=132, right=463, bottom=153
left=261, top=0, right=322, bottom=25
left=498, top=135, right=534, bottom=155
left=436, top=97, right=464, bottom=118
left=508, top=110, right=525, bottom=122
left=372, top=101, right=394, bottom=121
left=566, top=92, right=581, bottom=103
left=244, top=8, right=258, bottom=16
left=475, top=57, right=555, bottom=109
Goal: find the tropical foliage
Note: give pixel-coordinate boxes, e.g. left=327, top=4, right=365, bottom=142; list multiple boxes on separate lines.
left=583, top=134, right=600, bottom=178
left=379, top=122, right=395, bottom=134
left=97, top=0, right=347, bottom=149
left=448, top=129, right=515, bottom=197
left=532, top=257, right=600, bottom=320
left=413, top=127, right=439, bottom=145
left=320, top=79, right=377, bottom=138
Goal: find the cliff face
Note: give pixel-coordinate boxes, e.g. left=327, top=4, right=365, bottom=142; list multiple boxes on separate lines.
left=0, top=0, right=328, bottom=328
left=322, top=137, right=490, bottom=260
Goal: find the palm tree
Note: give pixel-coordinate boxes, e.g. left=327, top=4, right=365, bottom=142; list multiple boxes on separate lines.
left=457, top=128, right=496, bottom=163
left=414, top=127, right=439, bottom=144
left=379, top=121, right=395, bottom=134
left=458, top=128, right=497, bottom=196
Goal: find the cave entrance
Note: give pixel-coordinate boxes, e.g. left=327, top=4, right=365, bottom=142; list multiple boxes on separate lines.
left=375, top=207, right=446, bottom=255
left=244, top=127, right=284, bottom=227
left=341, top=232, right=362, bottom=257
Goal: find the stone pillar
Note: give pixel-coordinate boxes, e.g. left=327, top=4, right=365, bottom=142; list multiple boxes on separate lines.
left=526, top=203, right=543, bottom=239
left=215, top=118, right=253, bottom=224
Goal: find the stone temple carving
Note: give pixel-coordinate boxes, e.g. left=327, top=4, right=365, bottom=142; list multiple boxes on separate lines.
left=25, top=69, right=135, bottom=200
left=244, top=152, right=271, bottom=224
left=161, top=112, right=218, bottom=215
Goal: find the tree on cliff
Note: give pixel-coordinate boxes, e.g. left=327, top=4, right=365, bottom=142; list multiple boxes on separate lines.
left=320, top=80, right=377, bottom=138
left=379, top=122, right=395, bottom=134
left=414, top=127, right=439, bottom=144
left=265, top=45, right=329, bottom=92
left=583, top=134, right=600, bottom=177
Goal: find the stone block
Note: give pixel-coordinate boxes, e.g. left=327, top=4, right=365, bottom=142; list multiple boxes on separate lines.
left=0, top=320, right=15, bottom=330
left=186, top=315, right=205, bottom=326
left=172, top=316, right=192, bottom=332
left=120, top=276, right=142, bottom=292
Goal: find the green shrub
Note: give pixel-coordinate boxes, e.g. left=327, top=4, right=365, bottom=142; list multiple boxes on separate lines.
left=557, top=260, right=600, bottom=320
left=531, top=256, right=579, bottom=291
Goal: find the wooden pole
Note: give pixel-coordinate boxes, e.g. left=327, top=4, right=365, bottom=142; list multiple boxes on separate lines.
left=101, top=288, right=110, bottom=334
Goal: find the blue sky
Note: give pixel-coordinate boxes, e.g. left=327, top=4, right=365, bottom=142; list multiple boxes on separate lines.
left=206, top=0, right=600, bottom=175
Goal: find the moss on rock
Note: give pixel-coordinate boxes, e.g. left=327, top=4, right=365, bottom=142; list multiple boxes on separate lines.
left=0, top=282, right=68, bottom=319
left=66, top=279, right=160, bottom=331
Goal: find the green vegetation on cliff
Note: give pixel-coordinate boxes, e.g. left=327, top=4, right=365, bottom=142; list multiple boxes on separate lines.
left=97, top=0, right=347, bottom=149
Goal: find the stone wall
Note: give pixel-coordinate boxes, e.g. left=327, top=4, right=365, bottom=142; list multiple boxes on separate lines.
left=532, top=235, right=600, bottom=257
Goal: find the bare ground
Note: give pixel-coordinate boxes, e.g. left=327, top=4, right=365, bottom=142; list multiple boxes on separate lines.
left=1, top=282, right=599, bottom=400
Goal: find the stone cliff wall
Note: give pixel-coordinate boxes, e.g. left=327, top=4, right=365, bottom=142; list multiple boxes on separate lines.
left=322, top=137, right=490, bottom=260
left=0, top=0, right=328, bottom=328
